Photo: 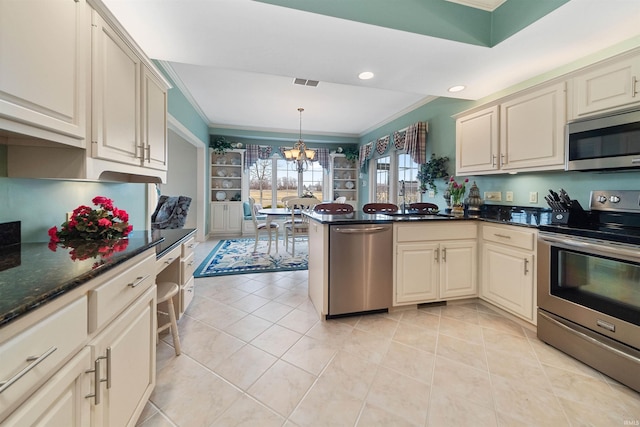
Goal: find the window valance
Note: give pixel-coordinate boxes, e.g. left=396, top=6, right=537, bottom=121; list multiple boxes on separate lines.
left=358, top=121, right=428, bottom=171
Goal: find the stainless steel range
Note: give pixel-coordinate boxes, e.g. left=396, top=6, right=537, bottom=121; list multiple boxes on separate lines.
left=537, top=190, right=640, bottom=392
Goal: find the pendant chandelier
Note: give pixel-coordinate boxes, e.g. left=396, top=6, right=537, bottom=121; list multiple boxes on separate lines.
left=283, top=108, right=315, bottom=173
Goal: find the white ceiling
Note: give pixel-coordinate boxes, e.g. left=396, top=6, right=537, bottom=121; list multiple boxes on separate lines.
left=102, top=0, right=640, bottom=138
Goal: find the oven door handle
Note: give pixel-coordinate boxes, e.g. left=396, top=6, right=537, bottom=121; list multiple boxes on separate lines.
left=539, top=233, right=640, bottom=261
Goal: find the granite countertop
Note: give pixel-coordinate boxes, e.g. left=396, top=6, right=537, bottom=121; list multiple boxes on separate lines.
left=306, top=205, right=553, bottom=228
left=0, top=228, right=196, bottom=328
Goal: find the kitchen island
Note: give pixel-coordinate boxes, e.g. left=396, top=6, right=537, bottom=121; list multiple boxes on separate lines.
left=305, top=205, right=552, bottom=321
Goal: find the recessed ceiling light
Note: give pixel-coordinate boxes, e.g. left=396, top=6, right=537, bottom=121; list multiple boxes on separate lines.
left=448, top=85, right=466, bottom=93
left=358, top=71, right=374, bottom=80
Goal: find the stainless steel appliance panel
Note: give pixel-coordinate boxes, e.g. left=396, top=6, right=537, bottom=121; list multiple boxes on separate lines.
left=329, top=224, right=392, bottom=316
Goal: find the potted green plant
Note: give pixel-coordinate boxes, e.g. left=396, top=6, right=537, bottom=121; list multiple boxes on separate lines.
left=341, top=146, right=359, bottom=163
left=417, top=154, right=449, bottom=194
left=210, top=136, right=234, bottom=155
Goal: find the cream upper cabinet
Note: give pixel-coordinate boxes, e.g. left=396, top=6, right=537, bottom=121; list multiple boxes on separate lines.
left=394, top=222, right=477, bottom=306
left=455, top=106, right=499, bottom=174
left=91, top=10, right=141, bottom=166
left=570, top=52, right=640, bottom=119
left=499, top=82, right=566, bottom=171
left=142, top=67, right=169, bottom=171
left=480, top=223, right=537, bottom=324
left=0, top=0, right=87, bottom=147
left=456, top=82, right=565, bottom=175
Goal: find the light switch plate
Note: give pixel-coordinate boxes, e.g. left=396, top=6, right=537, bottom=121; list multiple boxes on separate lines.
left=428, top=190, right=435, bottom=198
left=505, top=191, right=514, bottom=202
left=484, top=191, right=502, bottom=201
left=529, top=191, right=538, bottom=203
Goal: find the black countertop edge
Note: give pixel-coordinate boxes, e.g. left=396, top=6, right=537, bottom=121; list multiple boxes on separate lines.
left=153, top=228, right=197, bottom=259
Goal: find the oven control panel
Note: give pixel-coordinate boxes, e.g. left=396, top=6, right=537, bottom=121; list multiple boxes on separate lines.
left=590, top=190, right=640, bottom=212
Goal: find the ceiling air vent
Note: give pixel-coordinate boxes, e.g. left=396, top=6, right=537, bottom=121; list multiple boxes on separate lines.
left=293, top=78, right=319, bottom=87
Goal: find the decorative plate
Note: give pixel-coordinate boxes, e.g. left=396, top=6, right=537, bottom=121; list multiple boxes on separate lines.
left=217, top=170, right=227, bottom=177
left=216, top=191, right=226, bottom=201
left=345, top=181, right=355, bottom=189
left=222, top=180, right=232, bottom=188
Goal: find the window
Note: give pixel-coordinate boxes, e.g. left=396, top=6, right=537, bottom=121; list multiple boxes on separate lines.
left=370, top=152, right=420, bottom=206
left=249, top=157, right=326, bottom=208
left=397, top=153, right=420, bottom=206
left=374, top=156, right=390, bottom=202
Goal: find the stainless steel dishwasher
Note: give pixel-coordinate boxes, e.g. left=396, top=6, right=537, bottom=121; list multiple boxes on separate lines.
left=328, top=223, right=393, bottom=317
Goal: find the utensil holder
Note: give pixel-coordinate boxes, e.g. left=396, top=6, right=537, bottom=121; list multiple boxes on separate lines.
left=551, top=200, right=589, bottom=225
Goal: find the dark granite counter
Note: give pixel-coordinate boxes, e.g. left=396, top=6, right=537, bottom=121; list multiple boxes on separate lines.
left=0, top=228, right=196, bottom=328
left=306, top=205, right=553, bottom=228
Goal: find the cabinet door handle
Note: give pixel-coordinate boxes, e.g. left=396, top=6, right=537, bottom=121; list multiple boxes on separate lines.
left=632, top=76, right=638, bottom=97
left=492, top=155, right=497, bottom=167
left=104, top=347, right=112, bottom=389
left=434, top=248, right=439, bottom=262
left=524, top=258, right=529, bottom=275
left=500, top=153, right=505, bottom=167
left=129, top=274, right=150, bottom=288
left=145, top=145, right=151, bottom=162
left=85, top=357, right=103, bottom=405
left=442, top=247, right=447, bottom=262
left=137, top=144, right=145, bottom=160
left=0, top=346, right=57, bottom=393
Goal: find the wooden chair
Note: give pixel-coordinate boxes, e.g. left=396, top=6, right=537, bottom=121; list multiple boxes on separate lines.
left=249, top=197, right=279, bottom=253
left=362, top=203, right=399, bottom=214
left=156, top=281, right=181, bottom=356
left=284, top=198, right=316, bottom=255
left=409, top=202, right=439, bottom=214
left=314, top=203, right=354, bottom=214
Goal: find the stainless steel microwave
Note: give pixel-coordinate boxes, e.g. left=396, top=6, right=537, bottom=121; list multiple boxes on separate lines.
left=566, top=108, right=640, bottom=171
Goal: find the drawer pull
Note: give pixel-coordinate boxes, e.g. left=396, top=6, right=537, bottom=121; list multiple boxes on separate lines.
left=164, top=257, right=175, bottom=265
left=494, top=233, right=511, bottom=239
left=129, top=274, right=150, bottom=288
left=0, top=346, right=57, bottom=393
left=188, top=243, right=196, bottom=248
left=188, top=260, right=195, bottom=266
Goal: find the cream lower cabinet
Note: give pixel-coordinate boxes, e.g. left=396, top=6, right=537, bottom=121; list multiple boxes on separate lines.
left=1, top=347, right=92, bottom=427
left=88, top=286, right=156, bottom=427
left=0, top=249, right=157, bottom=426
left=480, top=224, right=537, bottom=324
left=394, top=222, right=477, bottom=306
left=210, top=202, right=243, bottom=236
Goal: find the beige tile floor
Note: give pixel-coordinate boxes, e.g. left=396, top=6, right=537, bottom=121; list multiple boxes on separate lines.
left=137, top=239, right=640, bottom=427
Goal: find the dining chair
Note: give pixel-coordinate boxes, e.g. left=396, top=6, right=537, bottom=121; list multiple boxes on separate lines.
left=408, top=202, right=439, bottom=213
left=314, top=203, right=354, bottom=214
left=284, top=198, right=316, bottom=255
left=334, top=196, right=347, bottom=204
left=362, top=203, right=399, bottom=213
left=249, top=197, right=279, bottom=253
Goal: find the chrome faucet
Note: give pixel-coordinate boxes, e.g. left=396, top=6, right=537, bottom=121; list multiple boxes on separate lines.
left=400, top=180, right=406, bottom=214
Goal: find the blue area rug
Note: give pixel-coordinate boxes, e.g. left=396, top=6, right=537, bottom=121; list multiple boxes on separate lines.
left=194, top=237, right=308, bottom=277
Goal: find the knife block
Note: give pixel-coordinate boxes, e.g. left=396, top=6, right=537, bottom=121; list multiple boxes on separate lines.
left=551, top=200, right=589, bottom=225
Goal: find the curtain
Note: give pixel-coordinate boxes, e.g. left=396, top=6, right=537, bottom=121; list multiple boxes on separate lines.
left=376, top=135, right=390, bottom=155
left=405, top=122, right=428, bottom=164
left=393, top=129, right=406, bottom=150
left=244, top=144, right=272, bottom=170
left=359, top=142, right=373, bottom=171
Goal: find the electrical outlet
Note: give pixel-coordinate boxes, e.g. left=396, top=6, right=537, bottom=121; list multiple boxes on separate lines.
left=505, top=191, right=514, bottom=202
left=529, top=191, right=538, bottom=203
left=428, top=190, right=435, bottom=198
left=66, top=212, right=73, bottom=221
left=484, top=191, right=502, bottom=201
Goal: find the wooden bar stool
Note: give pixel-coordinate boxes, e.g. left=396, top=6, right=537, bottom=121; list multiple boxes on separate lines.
left=156, top=281, right=181, bottom=356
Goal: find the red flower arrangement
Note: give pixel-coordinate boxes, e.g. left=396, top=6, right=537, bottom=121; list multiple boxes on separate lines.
left=48, top=196, right=132, bottom=264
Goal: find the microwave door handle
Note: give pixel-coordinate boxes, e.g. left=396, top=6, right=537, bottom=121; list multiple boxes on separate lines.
left=540, top=234, right=640, bottom=260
